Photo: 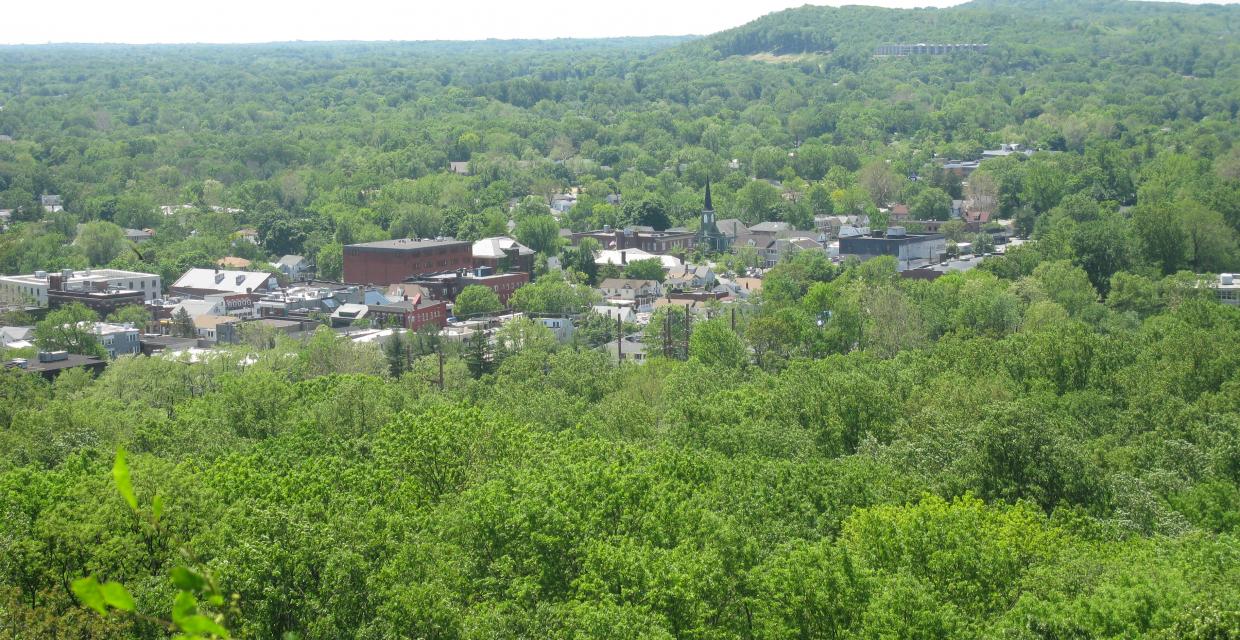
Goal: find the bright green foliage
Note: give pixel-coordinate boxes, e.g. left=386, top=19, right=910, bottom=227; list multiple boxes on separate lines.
left=33, top=302, right=108, bottom=358
left=2, top=0, right=1240, bottom=636
left=453, top=285, right=503, bottom=318
left=515, top=215, right=561, bottom=255
left=688, top=318, right=747, bottom=369
left=509, top=272, right=600, bottom=315
left=622, top=258, right=665, bottom=282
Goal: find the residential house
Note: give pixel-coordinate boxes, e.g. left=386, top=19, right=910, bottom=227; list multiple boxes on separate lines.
left=539, top=317, right=575, bottom=341
left=88, top=322, right=141, bottom=358
left=40, top=194, right=63, bottom=212
left=664, top=264, right=716, bottom=290
left=169, top=298, right=225, bottom=321
left=125, top=228, right=154, bottom=243
left=888, top=204, right=911, bottom=222
left=192, top=315, right=241, bottom=344
left=592, top=305, right=637, bottom=325
left=0, top=326, right=33, bottom=349
left=597, top=278, right=662, bottom=310
left=235, top=228, right=260, bottom=245
left=550, top=193, right=576, bottom=214
left=276, top=255, right=311, bottom=281
left=472, top=237, right=536, bottom=274
left=715, top=219, right=749, bottom=248
left=448, top=161, right=471, bottom=175
left=608, top=335, right=647, bottom=364
left=761, top=237, right=824, bottom=268
left=748, top=221, right=793, bottom=247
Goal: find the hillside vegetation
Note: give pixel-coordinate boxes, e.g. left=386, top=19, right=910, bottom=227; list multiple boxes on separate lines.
left=1, top=0, right=1240, bottom=637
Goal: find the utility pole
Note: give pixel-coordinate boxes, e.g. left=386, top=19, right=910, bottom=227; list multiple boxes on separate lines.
left=683, top=303, right=691, bottom=360
left=731, top=306, right=736, bottom=332
left=664, top=309, right=671, bottom=358
left=616, top=314, right=623, bottom=363
left=437, top=346, right=444, bottom=389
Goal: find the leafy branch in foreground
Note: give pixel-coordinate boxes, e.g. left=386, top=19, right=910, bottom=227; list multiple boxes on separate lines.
left=72, top=446, right=234, bottom=639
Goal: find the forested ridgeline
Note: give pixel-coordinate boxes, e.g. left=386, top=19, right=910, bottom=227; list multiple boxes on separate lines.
left=1, top=0, right=1239, bottom=283
left=2, top=252, right=1240, bottom=638
left=1, top=0, right=1240, bottom=636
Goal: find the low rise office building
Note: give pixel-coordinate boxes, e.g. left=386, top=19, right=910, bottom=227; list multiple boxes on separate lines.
left=0, top=268, right=162, bottom=307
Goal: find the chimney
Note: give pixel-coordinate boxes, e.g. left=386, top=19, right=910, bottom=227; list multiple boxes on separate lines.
left=621, top=250, right=627, bottom=265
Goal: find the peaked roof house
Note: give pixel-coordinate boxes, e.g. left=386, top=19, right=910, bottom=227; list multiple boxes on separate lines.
left=665, top=264, right=716, bottom=290
left=749, top=221, right=793, bottom=236
left=0, top=326, right=33, bottom=348
left=598, top=278, right=662, bottom=310
left=276, top=255, right=310, bottom=280
left=472, top=237, right=536, bottom=273
left=762, top=237, right=824, bottom=267
left=592, top=305, right=637, bottom=324
left=41, top=194, right=63, bottom=212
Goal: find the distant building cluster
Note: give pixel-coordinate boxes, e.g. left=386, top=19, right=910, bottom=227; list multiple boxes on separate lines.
left=875, top=43, right=989, bottom=56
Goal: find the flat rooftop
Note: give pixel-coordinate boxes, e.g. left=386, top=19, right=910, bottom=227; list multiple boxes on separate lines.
left=345, top=238, right=469, bottom=251
left=0, top=269, right=158, bottom=285
left=20, top=353, right=106, bottom=373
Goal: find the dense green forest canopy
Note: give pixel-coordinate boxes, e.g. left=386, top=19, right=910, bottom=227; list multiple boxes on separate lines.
left=1, top=0, right=1238, bottom=281
left=2, top=0, right=1240, bottom=637
left=3, top=255, right=1240, bottom=638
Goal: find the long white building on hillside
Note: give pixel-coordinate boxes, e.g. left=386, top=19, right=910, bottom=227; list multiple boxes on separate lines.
left=0, top=268, right=161, bottom=307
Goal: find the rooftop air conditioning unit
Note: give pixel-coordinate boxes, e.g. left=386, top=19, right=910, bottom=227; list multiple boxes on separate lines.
left=34, top=270, right=47, bottom=279
left=1222, top=274, right=1235, bottom=286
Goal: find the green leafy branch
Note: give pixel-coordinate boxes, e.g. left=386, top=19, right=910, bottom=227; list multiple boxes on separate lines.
left=72, top=446, right=233, bottom=639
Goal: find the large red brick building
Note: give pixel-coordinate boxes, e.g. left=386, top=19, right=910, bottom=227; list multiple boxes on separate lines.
left=407, top=271, right=530, bottom=305
left=343, top=238, right=473, bottom=286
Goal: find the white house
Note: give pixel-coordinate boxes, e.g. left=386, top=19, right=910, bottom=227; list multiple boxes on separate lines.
left=276, top=255, right=311, bottom=281
left=87, top=322, right=141, bottom=358
left=592, top=305, right=637, bottom=324
left=597, top=278, right=662, bottom=310
left=539, top=316, right=575, bottom=341
left=664, top=265, right=716, bottom=290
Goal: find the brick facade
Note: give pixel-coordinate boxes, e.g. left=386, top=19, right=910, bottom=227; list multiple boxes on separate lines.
left=343, top=239, right=473, bottom=286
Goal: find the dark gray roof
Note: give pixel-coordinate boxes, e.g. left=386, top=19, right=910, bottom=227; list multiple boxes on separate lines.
left=346, top=238, right=468, bottom=251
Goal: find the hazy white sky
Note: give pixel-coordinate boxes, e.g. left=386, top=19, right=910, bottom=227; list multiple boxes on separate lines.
left=2, top=0, right=1233, bottom=45
left=5, top=0, right=963, bottom=45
